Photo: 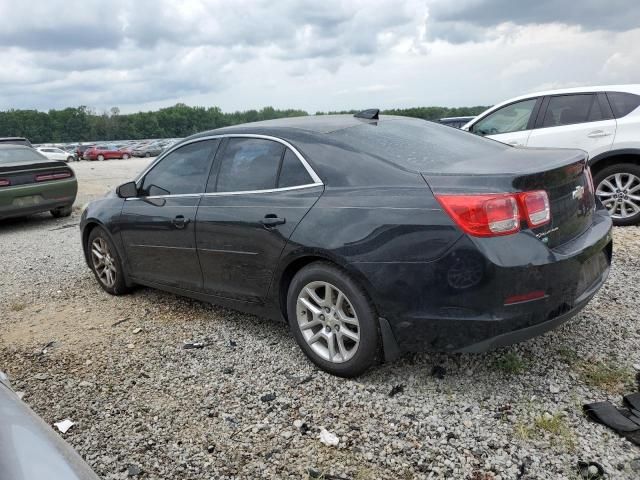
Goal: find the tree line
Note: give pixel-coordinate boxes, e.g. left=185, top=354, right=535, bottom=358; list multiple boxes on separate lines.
left=0, top=104, right=490, bottom=143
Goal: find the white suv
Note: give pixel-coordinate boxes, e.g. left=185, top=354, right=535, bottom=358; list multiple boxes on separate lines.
left=463, top=85, right=640, bottom=225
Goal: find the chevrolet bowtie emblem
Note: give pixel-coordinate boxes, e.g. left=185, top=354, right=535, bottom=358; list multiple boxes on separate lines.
left=572, top=185, right=585, bottom=200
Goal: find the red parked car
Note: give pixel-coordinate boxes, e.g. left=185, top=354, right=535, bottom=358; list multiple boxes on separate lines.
left=83, top=145, right=130, bottom=161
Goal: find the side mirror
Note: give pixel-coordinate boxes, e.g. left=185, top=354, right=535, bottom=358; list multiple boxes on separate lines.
left=116, top=181, right=138, bottom=199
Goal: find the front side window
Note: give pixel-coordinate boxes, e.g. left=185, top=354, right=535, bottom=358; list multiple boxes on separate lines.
left=542, top=94, right=599, bottom=127
left=472, top=99, right=537, bottom=135
left=214, top=138, right=285, bottom=192
left=140, top=139, right=218, bottom=196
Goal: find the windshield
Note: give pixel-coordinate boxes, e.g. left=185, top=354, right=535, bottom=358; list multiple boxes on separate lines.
left=0, top=147, right=50, bottom=164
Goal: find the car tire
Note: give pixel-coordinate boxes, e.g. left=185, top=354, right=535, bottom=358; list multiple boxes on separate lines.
left=87, top=226, right=131, bottom=295
left=593, top=163, right=640, bottom=226
left=122, top=153, right=130, bottom=159
left=97, top=154, right=105, bottom=161
left=286, top=261, right=380, bottom=377
left=66, top=156, right=74, bottom=162
left=50, top=205, right=72, bottom=218
left=145, top=152, right=150, bottom=158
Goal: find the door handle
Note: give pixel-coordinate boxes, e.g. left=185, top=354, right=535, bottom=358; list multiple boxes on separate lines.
left=587, top=130, right=611, bottom=138
left=260, top=214, right=286, bottom=228
left=171, top=215, right=190, bottom=229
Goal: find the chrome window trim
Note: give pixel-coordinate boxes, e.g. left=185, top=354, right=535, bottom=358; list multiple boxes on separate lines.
left=124, top=183, right=322, bottom=201
left=134, top=133, right=323, bottom=191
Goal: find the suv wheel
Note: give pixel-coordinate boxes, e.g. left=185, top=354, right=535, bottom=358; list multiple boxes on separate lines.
left=51, top=205, right=72, bottom=218
left=594, top=163, right=640, bottom=226
left=287, top=262, right=379, bottom=377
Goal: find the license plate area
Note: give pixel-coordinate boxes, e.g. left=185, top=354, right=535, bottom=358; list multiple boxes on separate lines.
left=12, top=195, right=44, bottom=207
left=576, top=251, right=608, bottom=296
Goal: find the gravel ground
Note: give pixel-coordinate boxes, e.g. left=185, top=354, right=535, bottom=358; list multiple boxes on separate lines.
left=1, top=160, right=639, bottom=479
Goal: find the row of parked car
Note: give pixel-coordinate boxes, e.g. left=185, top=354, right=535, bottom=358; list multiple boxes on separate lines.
left=33, top=138, right=182, bottom=162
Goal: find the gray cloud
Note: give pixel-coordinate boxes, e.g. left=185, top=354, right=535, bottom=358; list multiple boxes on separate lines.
left=426, top=0, right=640, bottom=43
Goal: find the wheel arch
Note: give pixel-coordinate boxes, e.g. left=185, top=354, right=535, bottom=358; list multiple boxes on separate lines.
left=274, top=251, right=380, bottom=323
left=589, top=149, right=640, bottom=176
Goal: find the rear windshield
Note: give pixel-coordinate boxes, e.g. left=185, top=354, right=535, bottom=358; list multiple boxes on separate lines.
left=0, top=138, right=31, bottom=147
left=0, top=147, right=50, bottom=164
left=329, top=117, right=505, bottom=173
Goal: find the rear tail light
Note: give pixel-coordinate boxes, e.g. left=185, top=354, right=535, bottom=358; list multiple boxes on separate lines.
left=521, top=190, right=550, bottom=227
left=436, top=190, right=551, bottom=237
left=35, top=171, right=72, bottom=182
left=0, top=178, right=10, bottom=187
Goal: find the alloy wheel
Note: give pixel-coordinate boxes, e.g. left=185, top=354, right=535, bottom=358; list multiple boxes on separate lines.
left=296, top=281, right=360, bottom=363
left=596, top=173, right=640, bottom=219
left=91, top=237, right=117, bottom=288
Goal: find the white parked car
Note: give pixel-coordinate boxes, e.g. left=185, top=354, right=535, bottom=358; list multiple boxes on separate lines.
left=463, top=85, right=640, bottom=225
left=36, top=146, right=75, bottom=163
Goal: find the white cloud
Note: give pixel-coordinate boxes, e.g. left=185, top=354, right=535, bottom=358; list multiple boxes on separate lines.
left=0, top=0, right=638, bottom=113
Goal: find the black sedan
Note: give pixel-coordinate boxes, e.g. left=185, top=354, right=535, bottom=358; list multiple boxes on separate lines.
left=80, top=113, right=612, bottom=377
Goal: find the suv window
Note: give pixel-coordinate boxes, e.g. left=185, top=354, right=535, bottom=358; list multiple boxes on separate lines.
left=542, top=94, right=602, bottom=127
left=141, top=139, right=218, bottom=196
left=472, top=99, right=537, bottom=135
left=278, top=149, right=313, bottom=188
left=606, top=92, right=640, bottom=118
left=213, top=138, right=285, bottom=192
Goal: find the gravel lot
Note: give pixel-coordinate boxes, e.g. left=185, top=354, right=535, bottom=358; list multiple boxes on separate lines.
left=1, top=159, right=639, bottom=479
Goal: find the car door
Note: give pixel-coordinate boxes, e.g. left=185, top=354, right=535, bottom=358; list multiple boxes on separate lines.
left=468, top=98, right=540, bottom=147
left=526, top=93, right=616, bottom=157
left=196, top=137, right=323, bottom=303
left=119, top=139, right=219, bottom=290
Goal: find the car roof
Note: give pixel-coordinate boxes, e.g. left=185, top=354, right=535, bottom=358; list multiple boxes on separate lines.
left=493, top=84, right=640, bottom=106
left=195, top=114, right=379, bottom=136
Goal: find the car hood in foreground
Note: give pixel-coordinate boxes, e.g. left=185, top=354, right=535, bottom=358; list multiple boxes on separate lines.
left=0, top=371, right=99, bottom=480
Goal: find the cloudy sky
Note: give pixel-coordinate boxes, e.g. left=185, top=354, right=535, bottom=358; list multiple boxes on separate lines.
left=0, top=0, right=638, bottom=113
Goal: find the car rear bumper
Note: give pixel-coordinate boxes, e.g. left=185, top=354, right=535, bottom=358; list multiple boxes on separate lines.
left=353, top=208, right=613, bottom=353
left=0, top=179, right=77, bottom=219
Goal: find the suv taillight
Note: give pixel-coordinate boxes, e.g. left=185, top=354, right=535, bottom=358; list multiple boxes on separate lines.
left=0, top=178, right=10, bottom=187
left=436, top=190, right=551, bottom=237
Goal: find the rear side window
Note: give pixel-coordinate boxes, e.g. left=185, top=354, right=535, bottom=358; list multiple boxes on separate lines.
left=278, top=149, right=313, bottom=188
left=471, top=99, right=537, bottom=135
left=214, top=138, right=285, bottom=192
left=141, top=139, right=218, bottom=196
left=607, top=92, right=640, bottom=118
left=542, top=94, right=601, bottom=127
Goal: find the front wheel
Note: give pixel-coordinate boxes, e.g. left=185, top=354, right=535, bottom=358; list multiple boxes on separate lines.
left=87, top=227, right=131, bottom=295
left=97, top=154, right=105, bottom=161
left=122, top=153, right=130, bottom=159
left=287, top=262, right=380, bottom=377
left=67, top=156, right=74, bottom=162
left=594, top=163, right=640, bottom=226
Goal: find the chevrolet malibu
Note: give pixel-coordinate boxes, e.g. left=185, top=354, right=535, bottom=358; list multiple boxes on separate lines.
left=80, top=113, right=612, bottom=377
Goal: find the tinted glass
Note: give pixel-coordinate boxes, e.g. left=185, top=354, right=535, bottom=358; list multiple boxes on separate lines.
left=214, top=138, right=284, bottom=192
left=141, top=140, right=217, bottom=196
left=0, top=147, right=50, bottom=164
left=472, top=99, right=537, bottom=135
left=542, top=94, right=595, bottom=127
left=607, top=92, right=640, bottom=118
left=278, top=149, right=312, bottom=188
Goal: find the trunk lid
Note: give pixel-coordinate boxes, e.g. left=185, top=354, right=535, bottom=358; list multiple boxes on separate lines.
left=423, top=148, right=595, bottom=248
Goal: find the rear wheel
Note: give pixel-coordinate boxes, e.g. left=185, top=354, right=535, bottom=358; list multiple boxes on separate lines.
left=287, top=262, right=379, bottom=377
left=87, top=227, right=130, bottom=295
left=97, top=154, right=105, bottom=161
left=122, top=153, right=130, bottom=159
left=66, top=156, right=74, bottom=162
left=594, top=163, right=640, bottom=226
left=50, top=205, right=72, bottom=218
